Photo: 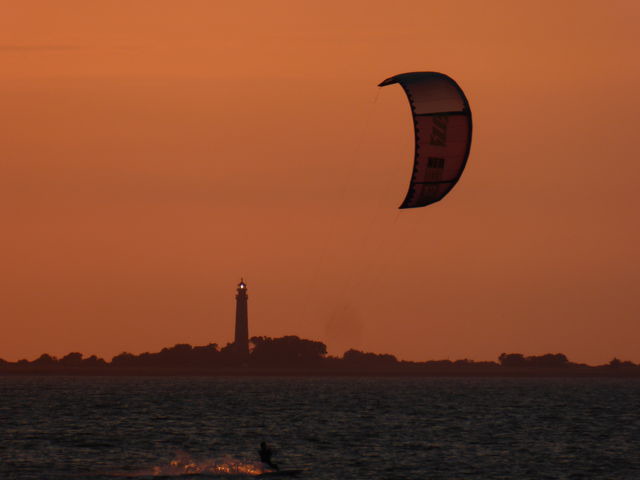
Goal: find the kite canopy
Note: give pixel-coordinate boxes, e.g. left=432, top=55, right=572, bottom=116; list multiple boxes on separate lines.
left=379, top=72, right=472, bottom=209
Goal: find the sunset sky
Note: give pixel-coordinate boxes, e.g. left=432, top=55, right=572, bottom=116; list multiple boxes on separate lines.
left=2, top=1, right=639, bottom=364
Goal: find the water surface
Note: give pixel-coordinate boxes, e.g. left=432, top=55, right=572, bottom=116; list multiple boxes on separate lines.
left=1, top=377, right=639, bottom=479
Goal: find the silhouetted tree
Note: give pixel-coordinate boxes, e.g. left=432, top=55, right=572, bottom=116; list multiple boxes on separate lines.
left=217, top=342, right=245, bottom=365
left=192, top=343, right=220, bottom=364
left=108, top=344, right=221, bottom=368
left=498, top=353, right=527, bottom=367
left=111, top=352, right=137, bottom=367
left=454, top=359, right=474, bottom=366
left=527, top=353, right=569, bottom=367
left=250, top=336, right=327, bottom=366
left=60, top=352, right=84, bottom=367
left=342, top=349, right=398, bottom=367
left=499, top=352, right=571, bottom=367
left=609, top=357, right=622, bottom=367
left=607, top=357, right=636, bottom=368
left=32, top=353, right=58, bottom=366
left=156, top=344, right=195, bottom=367
left=82, top=355, right=107, bottom=367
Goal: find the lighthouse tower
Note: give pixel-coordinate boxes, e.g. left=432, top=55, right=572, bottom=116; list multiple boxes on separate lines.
left=234, top=279, right=249, bottom=357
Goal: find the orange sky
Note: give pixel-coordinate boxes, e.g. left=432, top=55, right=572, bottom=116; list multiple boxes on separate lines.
left=2, top=1, right=639, bottom=364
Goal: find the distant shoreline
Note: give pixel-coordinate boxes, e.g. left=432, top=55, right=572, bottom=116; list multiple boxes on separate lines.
left=2, top=365, right=639, bottom=378
left=3, top=337, right=638, bottom=378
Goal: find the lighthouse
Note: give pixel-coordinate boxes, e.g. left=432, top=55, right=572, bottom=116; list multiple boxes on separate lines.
left=234, top=278, right=249, bottom=357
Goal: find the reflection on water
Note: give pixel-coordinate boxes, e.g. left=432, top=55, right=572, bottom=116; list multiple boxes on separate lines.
left=1, top=376, right=639, bottom=480
left=116, top=454, right=267, bottom=477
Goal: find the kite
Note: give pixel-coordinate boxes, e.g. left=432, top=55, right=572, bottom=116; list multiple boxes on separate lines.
left=379, top=72, right=472, bottom=209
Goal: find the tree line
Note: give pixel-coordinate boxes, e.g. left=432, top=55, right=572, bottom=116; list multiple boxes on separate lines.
left=1, top=336, right=638, bottom=374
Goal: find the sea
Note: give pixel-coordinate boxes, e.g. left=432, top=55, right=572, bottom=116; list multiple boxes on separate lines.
left=1, top=376, right=639, bottom=480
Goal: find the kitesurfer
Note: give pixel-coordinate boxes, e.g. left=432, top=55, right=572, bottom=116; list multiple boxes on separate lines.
left=259, top=441, right=279, bottom=471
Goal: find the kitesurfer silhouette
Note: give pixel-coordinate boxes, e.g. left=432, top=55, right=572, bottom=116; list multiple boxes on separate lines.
left=259, top=441, right=279, bottom=471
